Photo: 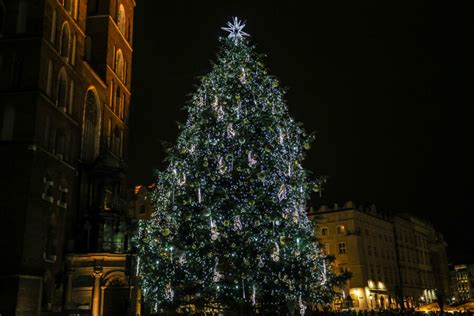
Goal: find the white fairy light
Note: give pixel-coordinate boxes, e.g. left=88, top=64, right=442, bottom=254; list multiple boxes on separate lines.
left=197, top=187, right=202, bottom=203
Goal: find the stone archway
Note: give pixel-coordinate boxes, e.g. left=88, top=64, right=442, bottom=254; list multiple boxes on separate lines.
left=102, top=275, right=129, bottom=316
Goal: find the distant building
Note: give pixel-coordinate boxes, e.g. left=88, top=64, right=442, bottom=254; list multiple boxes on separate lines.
left=450, top=264, right=474, bottom=302
left=0, top=0, right=138, bottom=315
left=129, top=183, right=155, bottom=220
left=312, top=201, right=450, bottom=311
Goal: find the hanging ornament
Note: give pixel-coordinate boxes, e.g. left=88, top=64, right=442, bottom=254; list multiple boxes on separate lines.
left=197, top=187, right=202, bottom=203
left=257, top=255, right=264, bottom=268
left=227, top=123, right=236, bottom=138
left=248, top=151, right=257, bottom=167
left=178, top=252, right=186, bottom=266
left=210, top=218, right=219, bottom=241
left=236, top=98, right=242, bottom=119
left=282, top=208, right=290, bottom=219
left=239, top=67, right=247, bottom=84
left=211, top=95, right=219, bottom=111
left=287, top=162, right=292, bottom=176
left=189, top=144, right=196, bottom=154
left=164, top=282, right=174, bottom=301
left=252, top=284, right=256, bottom=305
left=197, top=95, right=205, bottom=107
left=279, top=127, right=285, bottom=144
left=218, top=157, right=226, bottom=174
left=292, top=209, right=300, bottom=224
left=299, top=294, right=307, bottom=316
left=277, top=184, right=287, bottom=201
left=242, top=278, right=246, bottom=299
left=212, top=258, right=222, bottom=282
left=177, top=173, right=186, bottom=186
left=271, top=242, right=280, bottom=262
left=322, top=260, right=327, bottom=284
left=233, top=215, right=243, bottom=231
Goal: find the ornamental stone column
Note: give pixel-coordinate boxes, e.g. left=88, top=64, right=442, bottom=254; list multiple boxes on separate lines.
left=92, top=271, right=103, bottom=316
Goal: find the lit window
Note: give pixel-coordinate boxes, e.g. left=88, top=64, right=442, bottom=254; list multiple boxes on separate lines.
left=321, top=227, right=328, bottom=236
left=324, top=243, right=330, bottom=255
left=117, top=4, right=126, bottom=35
left=42, top=177, right=54, bottom=202
left=115, top=49, right=124, bottom=81
left=338, top=242, right=346, bottom=254
left=337, top=225, right=345, bottom=234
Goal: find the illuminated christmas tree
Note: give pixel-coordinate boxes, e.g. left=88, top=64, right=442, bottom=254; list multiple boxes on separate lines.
left=136, top=18, right=348, bottom=314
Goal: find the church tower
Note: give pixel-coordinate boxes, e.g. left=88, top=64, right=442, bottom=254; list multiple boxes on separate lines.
left=0, top=0, right=138, bottom=315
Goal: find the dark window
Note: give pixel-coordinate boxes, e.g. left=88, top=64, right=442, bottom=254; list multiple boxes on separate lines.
left=1, top=105, right=15, bottom=140
left=57, top=71, right=67, bottom=109
left=60, top=24, right=70, bottom=58
left=82, top=89, right=100, bottom=161
left=0, top=1, right=5, bottom=36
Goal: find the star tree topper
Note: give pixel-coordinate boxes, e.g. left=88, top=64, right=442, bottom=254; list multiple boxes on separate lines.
left=222, top=17, right=249, bottom=42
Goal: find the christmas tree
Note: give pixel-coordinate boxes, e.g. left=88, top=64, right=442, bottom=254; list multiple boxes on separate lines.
left=136, top=18, right=348, bottom=314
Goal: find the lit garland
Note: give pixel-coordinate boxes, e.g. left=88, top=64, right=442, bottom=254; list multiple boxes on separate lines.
left=135, top=18, right=348, bottom=314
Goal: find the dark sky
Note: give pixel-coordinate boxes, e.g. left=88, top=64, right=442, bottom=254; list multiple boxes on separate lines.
left=128, top=2, right=474, bottom=263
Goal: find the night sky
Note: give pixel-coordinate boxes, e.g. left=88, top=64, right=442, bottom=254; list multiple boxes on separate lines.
left=128, top=2, right=474, bottom=263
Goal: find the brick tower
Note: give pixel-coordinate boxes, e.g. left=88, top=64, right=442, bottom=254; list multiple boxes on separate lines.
left=0, top=0, right=138, bottom=315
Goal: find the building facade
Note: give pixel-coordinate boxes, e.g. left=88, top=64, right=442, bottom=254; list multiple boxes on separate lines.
left=312, top=202, right=450, bottom=311
left=450, top=264, right=474, bottom=303
left=0, top=0, right=137, bottom=315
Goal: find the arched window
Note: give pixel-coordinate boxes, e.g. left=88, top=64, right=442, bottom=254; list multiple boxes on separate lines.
left=1, top=105, right=15, bottom=140
left=68, top=79, right=74, bottom=114
left=85, top=36, right=92, bottom=61
left=106, top=118, right=111, bottom=148
left=119, top=93, right=125, bottom=119
left=50, top=9, right=57, bottom=43
left=16, top=0, right=27, bottom=34
left=0, top=1, right=6, bottom=36
left=117, top=4, right=126, bottom=35
left=64, top=0, right=71, bottom=13
left=56, top=69, right=67, bottom=109
left=46, top=59, right=53, bottom=96
left=54, top=128, right=65, bottom=158
left=115, top=49, right=124, bottom=81
left=115, top=86, right=121, bottom=113
left=72, top=0, right=78, bottom=19
left=82, top=89, right=100, bottom=161
left=71, top=33, right=77, bottom=65
left=60, top=23, right=70, bottom=59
